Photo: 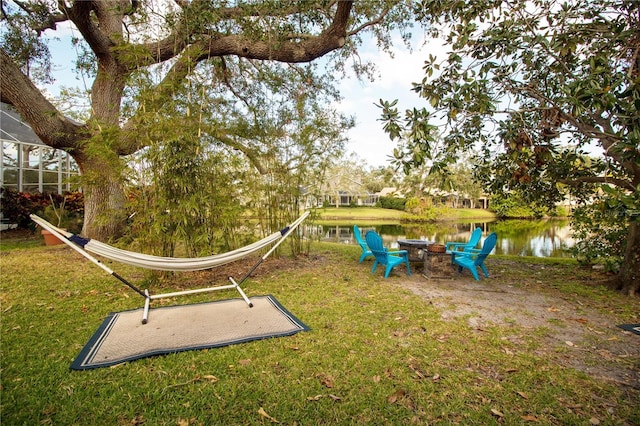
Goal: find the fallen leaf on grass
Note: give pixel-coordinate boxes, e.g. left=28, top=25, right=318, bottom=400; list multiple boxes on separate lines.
left=387, top=389, right=406, bottom=404
left=258, top=407, right=279, bottom=423
left=596, top=349, right=614, bottom=361
left=202, top=375, right=218, bottom=383
left=130, top=415, right=145, bottom=425
left=408, top=363, right=426, bottom=379
left=436, top=335, right=449, bottom=343
left=521, top=415, right=538, bottom=421
left=321, top=377, right=334, bottom=388
left=413, top=369, right=426, bottom=379
left=238, top=359, right=251, bottom=365
left=517, top=391, right=528, bottom=399
left=306, top=394, right=342, bottom=402
left=491, top=408, right=504, bottom=418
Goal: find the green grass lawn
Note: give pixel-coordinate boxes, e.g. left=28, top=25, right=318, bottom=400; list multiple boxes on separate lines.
left=1, top=232, right=638, bottom=425
left=315, top=206, right=497, bottom=223
left=315, top=207, right=406, bottom=221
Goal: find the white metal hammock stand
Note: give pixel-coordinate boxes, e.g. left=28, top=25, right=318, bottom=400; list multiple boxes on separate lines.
left=31, top=211, right=310, bottom=324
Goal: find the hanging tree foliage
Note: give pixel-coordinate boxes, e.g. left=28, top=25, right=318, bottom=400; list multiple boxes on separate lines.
left=378, top=0, right=640, bottom=294
left=125, top=55, right=352, bottom=258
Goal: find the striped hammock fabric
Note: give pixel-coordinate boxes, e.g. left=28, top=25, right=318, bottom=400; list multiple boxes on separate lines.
left=30, top=212, right=308, bottom=271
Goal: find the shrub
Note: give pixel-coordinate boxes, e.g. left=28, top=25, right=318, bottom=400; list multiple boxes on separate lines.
left=0, top=188, right=84, bottom=233
left=404, top=196, right=421, bottom=214
left=489, top=192, right=554, bottom=218
left=377, top=196, right=406, bottom=211
left=403, top=196, right=438, bottom=221
left=570, top=202, right=627, bottom=271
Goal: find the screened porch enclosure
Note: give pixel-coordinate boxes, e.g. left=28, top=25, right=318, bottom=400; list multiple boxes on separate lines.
left=1, top=103, right=80, bottom=194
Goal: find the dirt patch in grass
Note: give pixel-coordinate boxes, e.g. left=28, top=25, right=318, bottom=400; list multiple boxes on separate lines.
left=395, top=258, right=640, bottom=393
left=170, top=253, right=316, bottom=290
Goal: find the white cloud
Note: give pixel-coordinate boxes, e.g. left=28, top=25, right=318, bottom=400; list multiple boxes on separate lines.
left=336, top=34, right=447, bottom=167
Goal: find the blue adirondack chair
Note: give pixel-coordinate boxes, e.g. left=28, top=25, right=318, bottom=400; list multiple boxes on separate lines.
left=445, top=227, right=483, bottom=254
left=365, top=230, right=411, bottom=278
left=353, top=225, right=373, bottom=263
left=452, top=232, right=497, bottom=280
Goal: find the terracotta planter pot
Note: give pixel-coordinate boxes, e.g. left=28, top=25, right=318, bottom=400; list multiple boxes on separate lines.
left=427, top=243, right=446, bottom=253
left=41, top=229, right=65, bottom=245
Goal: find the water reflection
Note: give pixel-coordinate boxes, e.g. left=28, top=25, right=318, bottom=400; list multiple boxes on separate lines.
left=312, top=219, right=575, bottom=258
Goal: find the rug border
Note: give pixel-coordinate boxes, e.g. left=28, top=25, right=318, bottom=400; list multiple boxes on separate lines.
left=70, top=294, right=309, bottom=371
left=617, top=323, right=640, bottom=336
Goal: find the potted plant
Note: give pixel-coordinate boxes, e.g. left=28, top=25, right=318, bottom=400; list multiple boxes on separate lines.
left=40, top=195, right=69, bottom=245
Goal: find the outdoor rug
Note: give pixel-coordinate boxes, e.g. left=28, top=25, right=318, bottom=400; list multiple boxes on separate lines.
left=71, top=295, right=309, bottom=370
left=617, top=324, right=640, bottom=336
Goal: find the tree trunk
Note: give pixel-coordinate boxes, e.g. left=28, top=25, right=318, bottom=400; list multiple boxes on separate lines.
left=618, top=220, right=640, bottom=296
left=78, top=156, right=127, bottom=240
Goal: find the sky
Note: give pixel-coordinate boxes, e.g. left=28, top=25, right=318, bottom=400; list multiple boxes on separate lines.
left=333, top=35, right=441, bottom=168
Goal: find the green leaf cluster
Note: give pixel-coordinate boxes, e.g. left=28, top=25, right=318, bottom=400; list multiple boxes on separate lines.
left=0, top=1, right=53, bottom=84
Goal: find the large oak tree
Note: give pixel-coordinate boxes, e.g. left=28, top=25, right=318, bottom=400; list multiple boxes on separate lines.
left=1, top=0, right=413, bottom=239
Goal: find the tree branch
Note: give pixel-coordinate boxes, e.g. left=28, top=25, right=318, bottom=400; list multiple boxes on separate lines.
left=347, top=5, right=392, bottom=36
left=137, top=1, right=353, bottom=68
left=208, top=128, right=267, bottom=175
left=0, top=49, right=86, bottom=152
left=558, top=175, right=635, bottom=191
left=120, top=1, right=354, bottom=152
left=119, top=42, right=206, bottom=153
left=10, top=0, right=68, bottom=34
left=58, top=1, right=115, bottom=58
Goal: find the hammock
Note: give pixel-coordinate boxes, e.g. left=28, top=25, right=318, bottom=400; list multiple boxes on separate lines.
left=31, top=211, right=310, bottom=323
left=32, top=216, right=292, bottom=271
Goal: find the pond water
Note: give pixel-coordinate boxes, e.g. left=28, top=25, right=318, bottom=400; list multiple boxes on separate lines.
left=311, top=219, right=575, bottom=258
